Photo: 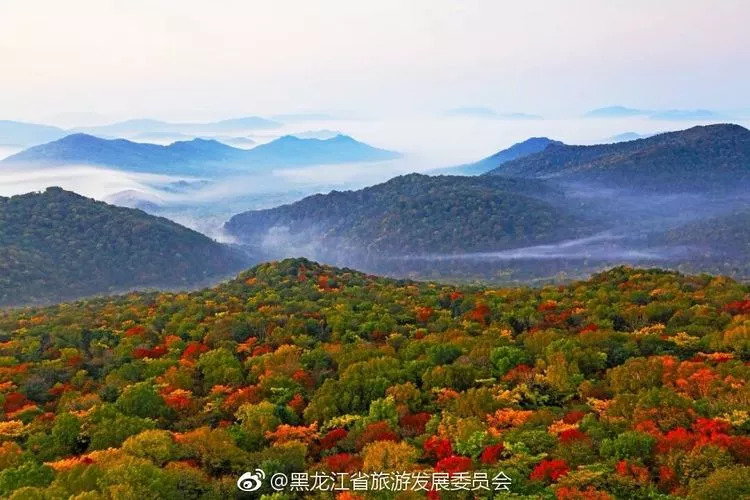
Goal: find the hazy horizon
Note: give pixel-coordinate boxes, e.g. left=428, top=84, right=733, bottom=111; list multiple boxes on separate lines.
left=2, top=0, right=749, bottom=124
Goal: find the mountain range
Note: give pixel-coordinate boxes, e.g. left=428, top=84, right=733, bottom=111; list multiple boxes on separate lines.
left=1, top=133, right=401, bottom=175
left=2, top=123, right=750, bottom=302
left=0, top=117, right=282, bottom=149
left=221, top=123, right=750, bottom=282
left=72, top=116, right=281, bottom=137
left=484, top=124, right=750, bottom=192
left=0, top=187, right=249, bottom=306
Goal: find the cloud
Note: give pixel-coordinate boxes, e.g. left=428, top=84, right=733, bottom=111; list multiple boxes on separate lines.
left=0, top=165, right=182, bottom=200
left=395, top=233, right=683, bottom=262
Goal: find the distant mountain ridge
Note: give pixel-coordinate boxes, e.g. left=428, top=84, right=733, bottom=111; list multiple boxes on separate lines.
left=132, top=131, right=256, bottom=148
left=584, top=106, right=650, bottom=118
left=73, top=116, right=281, bottom=136
left=291, top=129, right=342, bottom=140
left=0, top=187, right=249, bottom=305
left=484, top=124, right=750, bottom=192
left=584, top=106, right=727, bottom=121
left=441, top=137, right=563, bottom=175
left=0, top=117, right=283, bottom=148
left=0, top=120, right=68, bottom=147
left=445, top=107, right=542, bottom=120
left=1, top=133, right=401, bottom=175
left=1, top=134, right=242, bottom=175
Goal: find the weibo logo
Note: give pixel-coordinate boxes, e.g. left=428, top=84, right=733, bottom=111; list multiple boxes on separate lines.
left=237, top=469, right=266, bottom=492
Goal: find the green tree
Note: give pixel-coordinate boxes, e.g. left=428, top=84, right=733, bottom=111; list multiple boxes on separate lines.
left=116, top=382, right=169, bottom=419
left=197, top=348, right=244, bottom=388
left=51, top=412, right=82, bottom=456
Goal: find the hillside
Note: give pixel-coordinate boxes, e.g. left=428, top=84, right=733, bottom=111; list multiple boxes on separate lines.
left=1, top=133, right=400, bottom=175
left=485, top=124, right=750, bottom=191
left=655, top=209, right=750, bottom=277
left=441, top=137, right=563, bottom=175
left=663, top=209, right=750, bottom=253
left=225, top=173, right=589, bottom=261
left=0, top=258, right=747, bottom=498
left=0, top=187, right=248, bottom=306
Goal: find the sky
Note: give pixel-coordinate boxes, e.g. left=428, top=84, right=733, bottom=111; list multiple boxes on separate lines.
left=1, top=0, right=749, bottom=124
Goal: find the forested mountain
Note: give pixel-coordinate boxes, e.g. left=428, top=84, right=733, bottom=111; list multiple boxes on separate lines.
left=1, top=133, right=400, bottom=175
left=0, top=188, right=248, bottom=306
left=440, top=137, right=562, bottom=175
left=0, top=258, right=747, bottom=498
left=485, top=124, right=750, bottom=192
left=225, top=173, right=589, bottom=261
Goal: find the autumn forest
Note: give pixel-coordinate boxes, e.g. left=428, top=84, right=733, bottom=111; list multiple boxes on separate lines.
left=3, top=4, right=750, bottom=499
left=0, top=258, right=747, bottom=499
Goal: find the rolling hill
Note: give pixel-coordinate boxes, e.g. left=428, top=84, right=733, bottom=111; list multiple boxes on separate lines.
left=484, top=124, right=750, bottom=192
left=441, top=137, right=562, bottom=175
left=1, top=133, right=401, bottom=175
left=0, top=187, right=249, bottom=306
left=225, top=173, right=589, bottom=263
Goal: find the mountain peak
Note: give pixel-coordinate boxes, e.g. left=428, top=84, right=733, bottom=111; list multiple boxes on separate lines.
left=439, top=136, right=563, bottom=175
left=57, top=132, right=105, bottom=143
left=167, top=137, right=234, bottom=150
left=680, top=123, right=747, bottom=135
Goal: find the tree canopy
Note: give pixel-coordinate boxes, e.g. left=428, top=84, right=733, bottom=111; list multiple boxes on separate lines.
left=0, top=258, right=748, bottom=498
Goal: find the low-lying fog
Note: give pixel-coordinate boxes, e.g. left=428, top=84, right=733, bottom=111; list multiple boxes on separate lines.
left=395, top=233, right=679, bottom=262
